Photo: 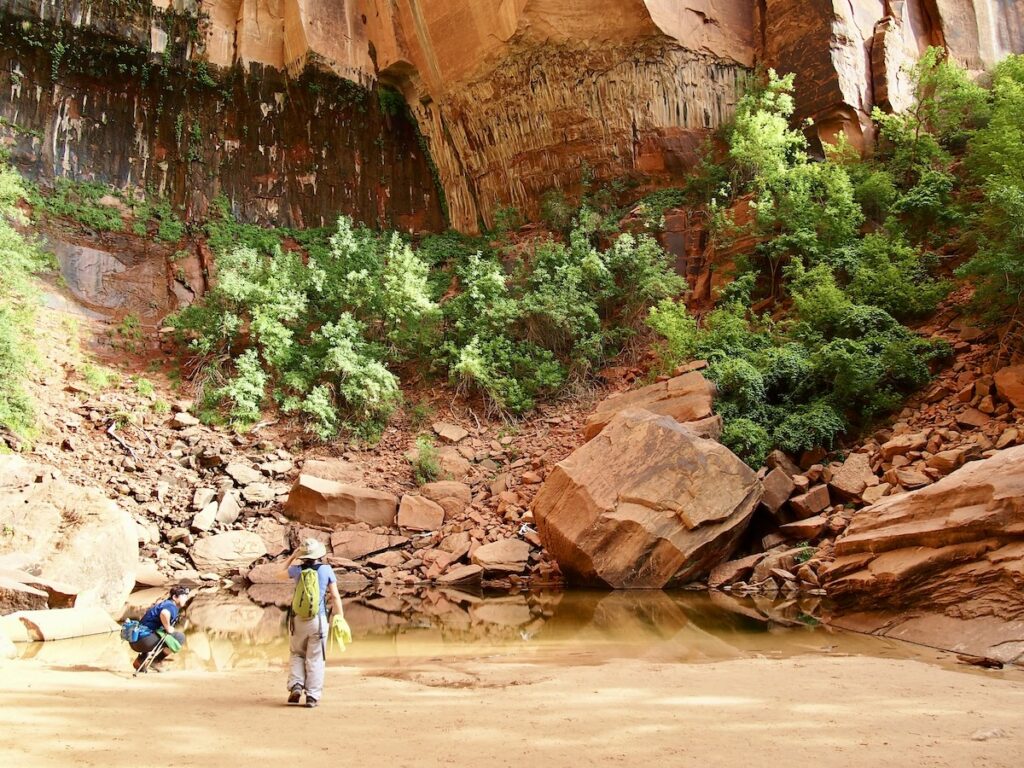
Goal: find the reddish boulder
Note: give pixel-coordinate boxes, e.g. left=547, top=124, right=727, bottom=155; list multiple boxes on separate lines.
left=397, top=495, right=446, bottom=532
left=994, top=365, right=1024, bottom=409
left=828, top=452, right=874, bottom=501
left=284, top=475, right=398, bottom=527
left=419, top=481, right=472, bottom=517
left=790, top=485, right=830, bottom=519
left=533, top=409, right=761, bottom=588
left=583, top=371, right=715, bottom=441
left=761, top=467, right=796, bottom=515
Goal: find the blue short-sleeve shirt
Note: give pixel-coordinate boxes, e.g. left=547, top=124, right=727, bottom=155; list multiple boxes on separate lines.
left=140, top=599, right=179, bottom=634
left=288, top=562, right=337, bottom=617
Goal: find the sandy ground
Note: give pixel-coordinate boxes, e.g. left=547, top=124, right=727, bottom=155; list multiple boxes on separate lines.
left=1, top=655, right=1021, bottom=767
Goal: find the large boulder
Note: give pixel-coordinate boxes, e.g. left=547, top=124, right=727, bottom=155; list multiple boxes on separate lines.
left=284, top=475, right=398, bottom=527
left=583, top=371, right=715, bottom=441
left=190, top=531, right=267, bottom=572
left=823, top=445, right=1024, bottom=664
left=0, top=456, right=138, bottom=614
left=533, top=409, right=762, bottom=588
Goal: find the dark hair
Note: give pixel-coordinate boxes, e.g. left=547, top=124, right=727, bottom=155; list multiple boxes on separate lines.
left=169, top=586, right=191, bottom=598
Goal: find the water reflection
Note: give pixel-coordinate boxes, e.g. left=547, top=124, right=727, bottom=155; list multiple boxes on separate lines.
left=17, top=585, right=932, bottom=672
left=18, top=581, right=929, bottom=671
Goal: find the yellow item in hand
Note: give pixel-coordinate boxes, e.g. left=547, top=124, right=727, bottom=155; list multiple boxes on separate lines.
left=329, top=615, right=352, bottom=652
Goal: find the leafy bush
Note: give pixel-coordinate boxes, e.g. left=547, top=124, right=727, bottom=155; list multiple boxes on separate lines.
left=409, top=434, right=441, bottom=485
left=170, top=215, right=415, bottom=437
left=958, top=55, right=1024, bottom=323
left=0, top=163, right=49, bottom=436
left=442, top=216, right=684, bottom=414
left=846, top=233, right=948, bottom=320
left=539, top=189, right=574, bottom=233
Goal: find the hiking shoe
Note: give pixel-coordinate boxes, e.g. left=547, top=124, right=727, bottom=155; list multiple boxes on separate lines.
left=304, top=697, right=318, bottom=709
left=287, top=686, right=303, bottom=705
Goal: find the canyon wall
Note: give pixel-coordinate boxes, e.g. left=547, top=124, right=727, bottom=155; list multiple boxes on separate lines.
left=0, top=0, right=444, bottom=231
left=0, top=0, right=1022, bottom=233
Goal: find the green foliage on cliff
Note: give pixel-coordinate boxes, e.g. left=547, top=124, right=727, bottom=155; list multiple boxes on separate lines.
left=647, top=62, right=965, bottom=465
left=171, top=206, right=686, bottom=433
left=957, top=55, right=1024, bottom=323
left=27, top=178, right=184, bottom=241
left=0, top=160, right=51, bottom=438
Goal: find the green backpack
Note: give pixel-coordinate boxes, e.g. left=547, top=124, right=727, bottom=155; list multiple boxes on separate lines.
left=291, top=563, right=321, bottom=620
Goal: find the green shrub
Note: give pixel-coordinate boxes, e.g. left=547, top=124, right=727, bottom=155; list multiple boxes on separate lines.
left=958, top=55, right=1024, bottom=322
left=539, top=188, right=574, bottom=233
left=409, top=434, right=441, bottom=485
left=846, top=233, right=948, bottom=320
left=216, top=349, right=267, bottom=427
left=0, top=163, right=48, bottom=436
left=720, top=418, right=771, bottom=468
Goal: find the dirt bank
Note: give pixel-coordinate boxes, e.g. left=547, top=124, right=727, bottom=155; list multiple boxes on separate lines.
left=1, top=655, right=1020, bottom=767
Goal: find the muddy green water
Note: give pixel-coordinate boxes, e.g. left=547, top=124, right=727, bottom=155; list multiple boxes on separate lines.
left=15, top=587, right=954, bottom=672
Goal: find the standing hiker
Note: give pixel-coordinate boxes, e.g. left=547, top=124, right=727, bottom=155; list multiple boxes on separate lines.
left=129, top=585, right=190, bottom=672
left=284, top=538, right=345, bottom=708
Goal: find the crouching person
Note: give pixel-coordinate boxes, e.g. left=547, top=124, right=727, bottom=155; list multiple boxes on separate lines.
left=284, top=538, right=344, bottom=708
left=130, top=585, right=190, bottom=672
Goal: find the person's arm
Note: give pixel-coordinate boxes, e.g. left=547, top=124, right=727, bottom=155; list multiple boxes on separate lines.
left=328, top=581, right=344, bottom=618
left=280, top=549, right=301, bottom=576
left=159, top=608, right=175, bottom=633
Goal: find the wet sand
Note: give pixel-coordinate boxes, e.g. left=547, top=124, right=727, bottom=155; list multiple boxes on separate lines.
left=2, top=653, right=1021, bottom=767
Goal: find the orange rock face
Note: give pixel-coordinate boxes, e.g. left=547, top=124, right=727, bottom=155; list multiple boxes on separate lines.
left=532, top=409, right=762, bottom=588
left=823, top=445, right=1024, bottom=663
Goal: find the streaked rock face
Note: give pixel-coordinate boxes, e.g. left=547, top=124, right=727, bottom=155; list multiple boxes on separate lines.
left=0, top=1, right=1022, bottom=233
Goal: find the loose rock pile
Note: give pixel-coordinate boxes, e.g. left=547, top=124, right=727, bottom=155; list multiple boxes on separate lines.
left=708, top=322, right=1024, bottom=600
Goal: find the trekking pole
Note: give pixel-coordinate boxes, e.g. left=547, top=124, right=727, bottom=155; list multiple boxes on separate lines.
left=134, top=634, right=167, bottom=677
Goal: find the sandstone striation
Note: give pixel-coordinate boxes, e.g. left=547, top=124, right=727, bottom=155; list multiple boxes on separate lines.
left=532, top=409, right=762, bottom=588
left=823, top=445, right=1024, bottom=663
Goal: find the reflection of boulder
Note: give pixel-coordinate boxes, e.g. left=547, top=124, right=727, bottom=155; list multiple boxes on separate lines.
left=469, top=596, right=533, bottom=628
left=534, top=410, right=761, bottom=587
left=185, top=593, right=269, bottom=637
left=0, top=456, right=138, bottom=613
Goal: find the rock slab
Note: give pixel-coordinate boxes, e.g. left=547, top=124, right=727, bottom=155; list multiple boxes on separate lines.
left=823, top=445, right=1024, bottom=664
left=190, top=531, right=267, bottom=572
left=583, top=371, right=715, bottom=441
left=0, top=456, right=138, bottom=614
left=533, top=409, right=761, bottom=588
left=284, top=475, right=398, bottom=527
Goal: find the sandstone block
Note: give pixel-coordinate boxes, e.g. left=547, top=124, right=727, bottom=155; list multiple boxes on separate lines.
left=433, top=421, right=469, bottom=443
left=330, top=530, right=409, bottom=561
left=224, top=462, right=262, bottom=486
left=994, top=365, right=1024, bottom=409
left=284, top=475, right=398, bottom=527
left=789, top=485, right=830, bottom=519
left=828, top=452, right=874, bottom=501
left=761, top=467, right=796, bottom=514
left=397, top=495, right=446, bottom=532
left=824, top=444, right=1024, bottom=662
left=533, top=409, right=761, bottom=588
left=419, top=481, right=471, bottom=517
left=190, top=531, right=267, bottom=572
left=470, top=539, right=531, bottom=574
left=583, top=371, right=715, bottom=441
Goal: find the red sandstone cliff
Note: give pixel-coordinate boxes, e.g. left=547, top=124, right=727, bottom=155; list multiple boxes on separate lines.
left=0, top=1, right=1021, bottom=232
